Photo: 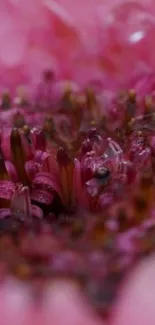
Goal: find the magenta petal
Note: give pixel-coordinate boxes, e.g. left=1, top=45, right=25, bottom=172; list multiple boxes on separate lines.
left=33, top=172, right=63, bottom=200
left=0, top=181, right=15, bottom=200
left=35, top=151, right=59, bottom=177
left=31, top=189, right=54, bottom=205
left=0, top=209, right=11, bottom=219
left=32, top=205, right=43, bottom=219
left=35, top=150, right=49, bottom=165
left=40, top=153, right=59, bottom=177
left=5, top=161, right=18, bottom=182
left=25, top=160, right=38, bottom=181
left=11, top=186, right=32, bottom=222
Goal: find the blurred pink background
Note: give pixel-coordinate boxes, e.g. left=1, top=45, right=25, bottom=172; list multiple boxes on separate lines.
left=1, top=0, right=155, bottom=93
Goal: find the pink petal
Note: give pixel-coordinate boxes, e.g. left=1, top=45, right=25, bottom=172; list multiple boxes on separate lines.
left=25, top=160, right=38, bottom=181
left=0, top=209, right=11, bottom=219
left=33, top=172, right=63, bottom=201
left=5, top=161, right=18, bottom=182
left=43, top=280, right=103, bottom=325
left=11, top=186, right=32, bottom=222
left=31, top=189, right=54, bottom=205
left=31, top=205, right=43, bottom=219
left=111, top=256, right=155, bottom=325
left=0, top=280, right=31, bottom=325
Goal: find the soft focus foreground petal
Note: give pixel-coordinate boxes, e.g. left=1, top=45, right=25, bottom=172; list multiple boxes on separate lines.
left=0, top=209, right=11, bottom=219
left=0, top=279, right=105, bottom=325
left=111, top=255, right=155, bottom=325
left=0, top=280, right=31, bottom=325
left=43, top=280, right=104, bottom=325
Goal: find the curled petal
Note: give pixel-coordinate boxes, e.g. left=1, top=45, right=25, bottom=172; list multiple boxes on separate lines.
left=5, top=161, right=18, bottom=182
left=31, top=189, right=54, bottom=205
left=31, top=205, right=43, bottom=219
left=33, top=172, right=63, bottom=200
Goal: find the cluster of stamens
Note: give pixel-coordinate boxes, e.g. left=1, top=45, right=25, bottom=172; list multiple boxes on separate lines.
left=0, top=72, right=155, bottom=318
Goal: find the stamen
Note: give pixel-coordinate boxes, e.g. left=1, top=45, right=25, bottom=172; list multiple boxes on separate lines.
left=10, top=128, right=29, bottom=185
left=0, top=149, right=9, bottom=180
left=57, top=147, right=74, bottom=207
left=0, top=90, right=11, bottom=109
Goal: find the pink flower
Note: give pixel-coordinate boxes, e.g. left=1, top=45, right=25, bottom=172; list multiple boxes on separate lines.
left=1, top=1, right=155, bottom=325
left=111, top=255, right=155, bottom=325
